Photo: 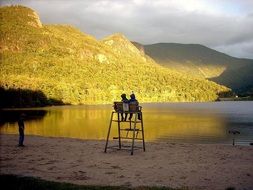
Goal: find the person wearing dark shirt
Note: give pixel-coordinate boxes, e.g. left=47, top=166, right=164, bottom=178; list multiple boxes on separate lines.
left=18, top=114, right=25, bottom=147
left=121, top=93, right=129, bottom=121
left=128, top=93, right=141, bottom=120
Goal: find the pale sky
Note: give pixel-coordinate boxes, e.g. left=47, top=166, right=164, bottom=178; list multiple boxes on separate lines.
left=1, top=0, right=253, bottom=59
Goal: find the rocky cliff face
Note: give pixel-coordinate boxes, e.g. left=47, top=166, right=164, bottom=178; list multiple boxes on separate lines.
left=102, top=33, right=141, bottom=56
left=27, top=10, right=42, bottom=28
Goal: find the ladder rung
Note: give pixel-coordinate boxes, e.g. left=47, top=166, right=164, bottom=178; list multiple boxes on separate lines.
left=107, top=146, right=143, bottom=150
left=111, top=120, right=141, bottom=123
left=121, top=145, right=144, bottom=149
left=120, top=128, right=142, bottom=131
left=113, top=137, right=143, bottom=140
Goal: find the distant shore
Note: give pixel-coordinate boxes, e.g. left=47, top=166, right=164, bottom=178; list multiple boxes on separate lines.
left=218, top=96, right=253, bottom=101
left=0, top=134, right=253, bottom=190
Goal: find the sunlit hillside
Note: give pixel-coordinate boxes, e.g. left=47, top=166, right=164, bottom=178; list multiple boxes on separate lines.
left=0, top=5, right=231, bottom=107
left=132, top=42, right=253, bottom=93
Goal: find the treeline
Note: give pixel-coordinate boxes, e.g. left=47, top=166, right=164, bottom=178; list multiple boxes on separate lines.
left=0, top=87, right=64, bottom=108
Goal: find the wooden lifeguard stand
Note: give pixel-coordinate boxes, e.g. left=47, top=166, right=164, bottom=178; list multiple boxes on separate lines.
left=104, top=102, right=145, bottom=155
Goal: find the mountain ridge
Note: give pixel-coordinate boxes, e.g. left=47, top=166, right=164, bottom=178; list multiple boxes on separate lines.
left=132, top=42, right=253, bottom=93
left=0, top=5, right=231, bottom=107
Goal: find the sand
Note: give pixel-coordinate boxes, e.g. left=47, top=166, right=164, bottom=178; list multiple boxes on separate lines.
left=0, top=134, right=253, bottom=190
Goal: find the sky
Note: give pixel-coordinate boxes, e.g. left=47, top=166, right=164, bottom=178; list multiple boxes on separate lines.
left=1, top=0, right=253, bottom=59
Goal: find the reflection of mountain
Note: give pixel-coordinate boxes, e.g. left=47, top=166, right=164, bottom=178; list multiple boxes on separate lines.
left=0, top=5, right=230, bottom=106
left=1, top=103, right=252, bottom=144
left=0, top=105, right=227, bottom=142
left=0, top=109, right=47, bottom=126
left=132, top=42, right=253, bottom=93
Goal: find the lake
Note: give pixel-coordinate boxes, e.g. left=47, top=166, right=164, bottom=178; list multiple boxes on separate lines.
left=1, top=102, right=253, bottom=145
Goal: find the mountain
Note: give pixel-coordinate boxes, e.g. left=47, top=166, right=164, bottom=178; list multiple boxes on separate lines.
left=0, top=5, right=231, bottom=107
left=132, top=42, right=253, bottom=93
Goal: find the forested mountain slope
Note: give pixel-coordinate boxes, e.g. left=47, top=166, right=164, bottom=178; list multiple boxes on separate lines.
left=132, top=42, right=253, bottom=93
left=0, top=6, right=231, bottom=107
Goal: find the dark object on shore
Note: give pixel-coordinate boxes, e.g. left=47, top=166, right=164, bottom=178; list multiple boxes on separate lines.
left=18, top=113, right=26, bottom=147
left=0, top=174, right=129, bottom=190
left=229, top=130, right=240, bottom=146
left=225, top=187, right=235, bottom=190
left=250, top=142, right=253, bottom=146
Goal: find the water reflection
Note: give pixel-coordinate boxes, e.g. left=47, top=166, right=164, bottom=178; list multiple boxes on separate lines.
left=0, top=102, right=253, bottom=145
left=0, top=109, right=47, bottom=126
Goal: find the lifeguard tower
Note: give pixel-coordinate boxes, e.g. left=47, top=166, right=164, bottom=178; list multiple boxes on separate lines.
left=104, top=102, right=145, bottom=155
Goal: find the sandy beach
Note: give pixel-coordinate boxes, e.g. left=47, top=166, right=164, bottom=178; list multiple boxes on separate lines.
left=0, top=134, right=253, bottom=190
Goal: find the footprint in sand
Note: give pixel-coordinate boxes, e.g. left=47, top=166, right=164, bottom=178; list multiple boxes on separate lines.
left=1, top=157, right=12, bottom=161
left=111, top=165, right=122, bottom=169
left=37, top=157, right=45, bottom=161
left=123, top=182, right=131, bottom=187
left=105, top=171, right=115, bottom=175
left=48, top=166, right=57, bottom=170
left=180, top=176, right=187, bottom=179
left=73, top=172, right=91, bottom=180
left=87, top=164, right=97, bottom=168
left=76, top=176, right=90, bottom=181
left=46, top=160, right=57, bottom=164
left=70, top=164, right=79, bottom=167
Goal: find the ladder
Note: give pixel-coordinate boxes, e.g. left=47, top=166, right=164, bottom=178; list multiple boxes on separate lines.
left=104, top=103, right=145, bottom=155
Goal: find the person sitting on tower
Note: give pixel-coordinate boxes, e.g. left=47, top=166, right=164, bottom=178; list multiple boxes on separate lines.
left=121, top=93, right=129, bottom=121
left=128, top=93, right=141, bottom=120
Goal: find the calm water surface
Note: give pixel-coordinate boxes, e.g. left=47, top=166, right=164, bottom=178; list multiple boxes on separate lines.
left=1, top=102, right=253, bottom=145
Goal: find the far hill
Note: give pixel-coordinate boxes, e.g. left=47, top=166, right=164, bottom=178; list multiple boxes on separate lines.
left=0, top=5, right=231, bottom=107
left=132, top=42, right=253, bottom=93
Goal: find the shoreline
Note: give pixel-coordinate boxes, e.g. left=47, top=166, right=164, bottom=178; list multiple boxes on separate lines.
left=1, top=100, right=253, bottom=109
left=1, top=132, right=252, bottom=147
left=1, top=134, right=253, bottom=190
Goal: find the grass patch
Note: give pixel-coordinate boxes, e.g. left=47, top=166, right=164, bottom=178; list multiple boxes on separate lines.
left=0, top=174, right=186, bottom=190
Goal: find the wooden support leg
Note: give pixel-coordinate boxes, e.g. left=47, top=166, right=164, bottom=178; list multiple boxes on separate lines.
left=131, top=113, right=137, bottom=155
left=117, top=112, right=121, bottom=149
left=104, top=112, right=114, bottom=153
left=140, top=112, right=145, bottom=152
